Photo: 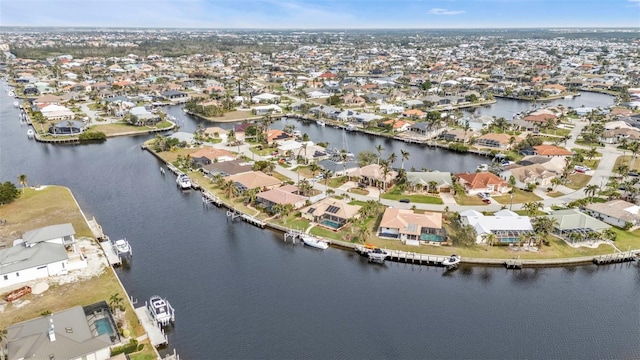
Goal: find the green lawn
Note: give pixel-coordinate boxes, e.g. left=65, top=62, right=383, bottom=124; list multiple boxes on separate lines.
left=327, top=176, right=349, bottom=188
left=614, top=155, right=640, bottom=172
left=546, top=191, right=565, bottom=198
left=611, top=228, right=640, bottom=251
left=381, top=192, right=444, bottom=204
left=455, top=194, right=488, bottom=206
left=565, top=173, right=591, bottom=190
left=572, top=148, right=602, bottom=158
left=492, top=189, right=542, bottom=204
left=310, top=225, right=346, bottom=241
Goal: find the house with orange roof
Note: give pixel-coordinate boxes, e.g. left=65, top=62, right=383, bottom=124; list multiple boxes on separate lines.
left=256, top=185, right=307, bottom=211
left=378, top=208, right=446, bottom=245
left=381, top=119, right=413, bottom=132
left=532, top=145, right=573, bottom=157
left=402, top=109, right=426, bottom=119
left=190, top=147, right=236, bottom=167
left=454, top=172, right=510, bottom=195
left=226, top=171, right=282, bottom=192
left=266, top=129, right=293, bottom=145
left=523, top=113, right=557, bottom=124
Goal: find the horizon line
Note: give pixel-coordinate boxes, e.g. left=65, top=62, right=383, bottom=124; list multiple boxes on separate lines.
left=1, top=26, right=639, bottom=31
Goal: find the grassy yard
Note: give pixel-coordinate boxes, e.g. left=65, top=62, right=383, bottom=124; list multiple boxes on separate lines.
left=611, top=228, right=640, bottom=252
left=381, top=192, right=444, bottom=204
left=614, top=155, right=640, bottom=172
left=310, top=225, right=346, bottom=242
left=572, top=148, right=602, bottom=158
left=565, top=173, right=592, bottom=190
left=327, top=176, right=349, bottom=188
left=0, top=186, right=92, bottom=244
left=546, top=191, right=565, bottom=198
left=455, top=194, right=488, bottom=206
left=0, top=186, right=144, bottom=336
left=90, top=120, right=174, bottom=136
left=492, top=189, right=542, bottom=204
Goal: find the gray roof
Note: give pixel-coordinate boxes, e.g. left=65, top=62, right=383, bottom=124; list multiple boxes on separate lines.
left=546, top=209, right=610, bottom=231
left=7, top=306, right=111, bottom=360
left=23, top=223, right=75, bottom=246
left=0, top=242, right=68, bottom=275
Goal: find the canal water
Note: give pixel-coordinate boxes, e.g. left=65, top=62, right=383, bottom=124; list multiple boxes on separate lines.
left=2, top=84, right=639, bottom=359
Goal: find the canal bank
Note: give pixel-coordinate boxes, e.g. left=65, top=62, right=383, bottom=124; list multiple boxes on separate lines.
left=142, top=142, right=639, bottom=268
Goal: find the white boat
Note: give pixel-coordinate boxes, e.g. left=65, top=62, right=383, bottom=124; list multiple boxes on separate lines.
left=442, top=254, right=461, bottom=267
left=113, top=238, right=132, bottom=256
left=292, top=130, right=302, bottom=138
left=176, top=174, right=192, bottom=189
left=564, top=95, right=573, bottom=99
left=148, top=295, right=175, bottom=326
left=345, top=124, right=357, bottom=131
left=7, top=91, right=14, bottom=97
left=13, top=100, right=19, bottom=108
left=367, top=248, right=388, bottom=263
left=317, top=120, right=325, bottom=127
left=300, top=234, right=329, bottom=250
left=476, top=164, right=489, bottom=172
left=26, top=128, right=35, bottom=138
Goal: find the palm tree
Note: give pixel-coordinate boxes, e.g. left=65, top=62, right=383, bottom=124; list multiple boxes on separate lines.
left=550, top=177, right=562, bottom=191
left=17, top=174, right=28, bottom=193
left=222, top=179, right=239, bottom=199
left=428, top=180, right=438, bottom=194
left=531, top=217, right=557, bottom=246
left=387, top=152, right=397, bottom=167
left=483, top=233, right=498, bottom=251
left=523, top=201, right=543, bottom=216
left=375, top=144, right=384, bottom=165
left=400, top=149, right=410, bottom=170
left=322, top=169, right=332, bottom=193
left=357, top=221, right=372, bottom=244
left=583, top=184, right=600, bottom=202
left=628, top=140, right=640, bottom=170
left=109, top=292, right=124, bottom=313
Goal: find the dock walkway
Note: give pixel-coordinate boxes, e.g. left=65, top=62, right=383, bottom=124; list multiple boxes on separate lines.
left=99, top=240, right=122, bottom=266
left=134, top=306, right=169, bottom=348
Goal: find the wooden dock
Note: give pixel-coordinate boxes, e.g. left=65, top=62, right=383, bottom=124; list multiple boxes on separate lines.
left=202, top=190, right=222, bottom=206
left=226, top=210, right=265, bottom=228
left=593, top=251, right=637, bottom=265
left=134, top=306, right=169, bottom=348
left=99, top=240, right=122, bottom=266
left=355, top=246, right=449, bottom=266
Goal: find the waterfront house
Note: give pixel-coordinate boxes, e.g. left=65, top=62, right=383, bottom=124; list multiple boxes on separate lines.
left=439, top=129, right=474, bottom=144
left=377, top=208, right=446, bottom=245
left=161, top=90, right=188, bottom=103
left=405, top=171, right=452, bottom=193
left=532, top=145, right=573, bottom=157
left=40, top=104, right=75, bottom=121
left=226, top=171, right=282, bottom=192
left=381, top=119, right=412, bottom=132
left=348, top=164, right=398, bottom=190
left=203, top=126, right=229, bottom=141
left=256, top=185, right=308, bottom=211
left=474, top=133, right=518, bottom=149
left=459, top=209, right=533, bottom=244
left=201, top=159, right=252, bottom=177
left=253, top=104, right=283, bottom=115
left=252, top=93, right=281, bottom=104
left=49, top=120, right=84, bottom=135
left=0, top=242, right=69, bottom=289
left=454, top=172, right=510, bottom=195
left=583, top=200, right=640, bottom=229
left=545, top=209, right=610, bottom=244
left=190, top=147, right=236, bottom=167
left=6, top=303, right=118, bottom=360
left=129, top=106, right=161, bottom=126
left=300, top=198, right=360, bottom=230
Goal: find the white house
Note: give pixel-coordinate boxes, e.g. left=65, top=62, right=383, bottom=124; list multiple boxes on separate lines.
left=40, top=104, right=75, bottom=121
left=584, top=200, right=640, bottom=229
left=0, top=242, right=69, bottom=289
left=459, top=209, right=533, bottom=244
left=253, top=104, right=282, bottom=115
left=252, top=93, right=281, bottom=103
left=22, top=223, right=77, bottom=251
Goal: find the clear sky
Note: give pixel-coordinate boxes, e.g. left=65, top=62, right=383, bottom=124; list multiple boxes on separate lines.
left=1, top=0, right=639, bottom=29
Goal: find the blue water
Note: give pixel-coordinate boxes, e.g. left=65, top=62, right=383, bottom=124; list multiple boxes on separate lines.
left=94, top=318, right=114, bottom=336
left=321, top=219, right=342, bottom=229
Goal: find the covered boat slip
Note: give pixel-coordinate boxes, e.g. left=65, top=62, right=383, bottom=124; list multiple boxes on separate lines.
left=134, top=306, right=168, bottom=347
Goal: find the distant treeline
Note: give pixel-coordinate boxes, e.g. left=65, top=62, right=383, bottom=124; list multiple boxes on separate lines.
left=9, top=39, right=296, bottom=59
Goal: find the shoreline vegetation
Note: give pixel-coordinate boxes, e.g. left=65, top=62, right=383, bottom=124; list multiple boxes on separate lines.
left=142, top=143, right=640, bottom=266
left=0, top=186, right=158, bottom=360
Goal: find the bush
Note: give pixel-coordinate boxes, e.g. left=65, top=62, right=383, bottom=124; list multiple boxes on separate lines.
left=111, top=339, right=139, bottom=356
left=0, top=181, right=20, bottom=205
left=78, top=131, right=107, bottom=142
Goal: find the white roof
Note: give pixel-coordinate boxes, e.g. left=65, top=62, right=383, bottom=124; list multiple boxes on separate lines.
left=462, top=211, right=532, bottom=235
left=277, top=140, right=302, bottom=151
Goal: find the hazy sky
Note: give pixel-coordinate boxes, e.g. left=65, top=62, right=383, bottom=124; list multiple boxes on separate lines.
left=1, top=0, right=639, bottom=28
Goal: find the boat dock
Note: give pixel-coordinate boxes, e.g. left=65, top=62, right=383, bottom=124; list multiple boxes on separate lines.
left=355, top=246, right=449, bottom=266
left=226, top=210, right=266, bottom=228
left=593, top=251, right=637, bottom=265
left=202, top=190, right=222, bottom=206
left=99, top=240, right=122, bottom=266
left=134, top=306, right=169, bottom=348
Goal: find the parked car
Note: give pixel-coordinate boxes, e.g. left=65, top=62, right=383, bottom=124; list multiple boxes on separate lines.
left=574, top=165, right=591, bottom=173
left=628, top=171, right=639, bottom=177
left=482, top=198, right=492, bottom=204
left=399, top=199, right=411, bottom=203
left=478, top=192, right=491, bottom=199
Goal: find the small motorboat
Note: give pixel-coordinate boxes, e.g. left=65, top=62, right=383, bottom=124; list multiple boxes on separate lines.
left=113, top=238, right=132, bottom=257
left=292, top=130, right=302, bottom=138
left=442, top=254, right=461, bottom=267
left=317, top=120, right=325, bottom=127
left=148, top=295, right=175, bottom=326
left=27, top=128, right=35, bottom=138
left=300, top=234, right=329, bottom=250
left=476, top=164, right=489, bottom=172
left=176, top=173, right=192, bottom=189
left=367, top=248, right=388, bottom=263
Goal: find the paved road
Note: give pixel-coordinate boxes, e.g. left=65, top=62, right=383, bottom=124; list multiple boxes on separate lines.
left=209, top=116, right=622, bottom=213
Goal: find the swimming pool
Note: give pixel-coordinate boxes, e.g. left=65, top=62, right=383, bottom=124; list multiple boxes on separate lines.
left=321, top=219, right=342, bottom=229
left=94, top=317, right=115, bottom=336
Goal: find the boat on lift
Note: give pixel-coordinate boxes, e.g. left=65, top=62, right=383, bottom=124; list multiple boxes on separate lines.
left=148, top=295, right=175, bottom=326
left=176, top=173, right=192, bottom=189
left=113, top=238, right=132, bottom=257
